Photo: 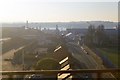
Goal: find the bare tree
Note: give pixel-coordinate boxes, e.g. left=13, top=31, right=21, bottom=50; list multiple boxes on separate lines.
left=85, top=25, right=95, bottom=46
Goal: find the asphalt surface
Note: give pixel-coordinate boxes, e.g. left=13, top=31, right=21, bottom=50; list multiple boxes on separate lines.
left=1, top=46, right=24, bottom=71
left=66, top=42, right=115, bottom=78
left=66, top=42, right=100, bottom=69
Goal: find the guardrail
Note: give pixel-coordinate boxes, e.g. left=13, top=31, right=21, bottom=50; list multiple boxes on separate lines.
left=1, top=69, right=120, bottom=80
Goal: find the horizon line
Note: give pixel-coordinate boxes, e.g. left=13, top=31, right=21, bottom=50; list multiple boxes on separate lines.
left=0, top=20, right=118, bottom=24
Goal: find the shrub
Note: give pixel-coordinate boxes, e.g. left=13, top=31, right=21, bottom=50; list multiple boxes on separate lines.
left=35, top=58, right=60, bottom=70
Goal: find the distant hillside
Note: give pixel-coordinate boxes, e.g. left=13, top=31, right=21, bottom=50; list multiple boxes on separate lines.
left=1, top=21, right=118, bottom=29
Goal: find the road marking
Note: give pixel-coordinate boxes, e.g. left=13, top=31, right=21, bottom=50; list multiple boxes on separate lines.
left=61, top=64, right=70, bottom=70
left=54, top=46, right=62, bottom=52
left=59, top=57, right=68, bottom=65
left=58, top=57, right=72, bottom=80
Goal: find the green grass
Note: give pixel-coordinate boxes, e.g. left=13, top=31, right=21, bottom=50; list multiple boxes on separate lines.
left=97, top=48, right=119, bottom=67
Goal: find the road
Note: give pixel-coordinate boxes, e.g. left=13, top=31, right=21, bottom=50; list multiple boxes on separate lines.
left=1, top=46, right=24, bottom=71
left=66, top=42, right=101, bottom=69
left=66, top=42, right=115, bottom=78
left=0, top=38, right=11, bottom=44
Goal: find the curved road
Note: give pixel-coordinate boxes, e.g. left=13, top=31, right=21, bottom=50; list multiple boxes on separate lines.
left=66, top=42, right=115, bottom=78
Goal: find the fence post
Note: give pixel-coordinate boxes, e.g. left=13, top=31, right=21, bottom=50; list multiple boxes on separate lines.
left=8, top=75, right=13, bottom=80
left=97, top=72, right=101, bottom=80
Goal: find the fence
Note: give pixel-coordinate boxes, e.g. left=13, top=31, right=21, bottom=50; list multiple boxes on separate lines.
left=1, top=69, right=120, bottom=80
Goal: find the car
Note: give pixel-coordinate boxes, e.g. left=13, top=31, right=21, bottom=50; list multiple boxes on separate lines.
left=86, top=52, right=89, bottom=55
left=4, top=58, right=12, bottom=61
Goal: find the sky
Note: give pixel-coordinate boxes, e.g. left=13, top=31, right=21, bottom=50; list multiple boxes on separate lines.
left=0, top=0, right=119, bottom=23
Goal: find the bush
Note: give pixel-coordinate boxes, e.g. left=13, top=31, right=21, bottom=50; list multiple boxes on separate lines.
left=35, top=58, right=60, bottom=70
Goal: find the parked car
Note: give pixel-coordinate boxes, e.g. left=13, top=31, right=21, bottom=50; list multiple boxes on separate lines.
left=4, top=58, right=12, bottom=61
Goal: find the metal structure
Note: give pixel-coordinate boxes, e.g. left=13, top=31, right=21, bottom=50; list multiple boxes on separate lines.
left=1, top=69, right=120, bottom=80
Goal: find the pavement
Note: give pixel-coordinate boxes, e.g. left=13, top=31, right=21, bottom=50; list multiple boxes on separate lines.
left=66, top=42, right=100, bottom=69
left=1, top=46, right=24, bottom=71
left=66, top=42, right=115, bottom=78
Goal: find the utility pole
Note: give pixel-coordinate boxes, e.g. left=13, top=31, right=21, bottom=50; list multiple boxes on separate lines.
left=22, top=50, right=25, bottom=70
left=26, top=20, right=28, bottom=28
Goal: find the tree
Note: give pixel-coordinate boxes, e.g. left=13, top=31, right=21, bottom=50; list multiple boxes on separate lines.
left=33, top=58, right=60, bottom=79
left=95, top=24, right=105, bottom=46
left=95, top=24, right=112, bottom=47
left=85, top=25, right=95, bottom=46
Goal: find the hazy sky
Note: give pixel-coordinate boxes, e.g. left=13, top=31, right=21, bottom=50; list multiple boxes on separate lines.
left=0, top=0, right=118, bottom=22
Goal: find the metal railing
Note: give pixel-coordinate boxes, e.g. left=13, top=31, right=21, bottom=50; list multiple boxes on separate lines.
left=1, top=69, right=120, bottom=80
